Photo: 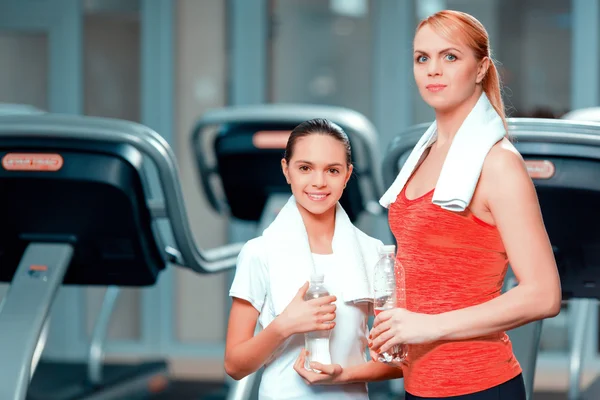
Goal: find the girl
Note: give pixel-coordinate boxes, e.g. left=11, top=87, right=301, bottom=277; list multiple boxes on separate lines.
left=225, top=118, right=402, bottom=399
left=367, top=10, right=562, bottom=400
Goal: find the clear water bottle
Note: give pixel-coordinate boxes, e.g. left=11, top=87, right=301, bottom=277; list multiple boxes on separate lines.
left=373, top=245, right=408, bottom=363
left=303, top=273, right=332, bottom=372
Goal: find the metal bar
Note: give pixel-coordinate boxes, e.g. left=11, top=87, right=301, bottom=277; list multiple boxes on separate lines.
left=88, top=286, right=121, bottom=384
left=0, top=243, right=73, bottom=400
left=568, top=299, right=592, bottom=400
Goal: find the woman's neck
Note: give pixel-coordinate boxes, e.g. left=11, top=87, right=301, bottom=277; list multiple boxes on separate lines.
left=296, top=203, right=335, bottom=254
left=434, top=88, right=483, bottom=148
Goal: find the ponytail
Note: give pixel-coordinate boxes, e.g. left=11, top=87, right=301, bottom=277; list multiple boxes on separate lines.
left=483, top=60, right=507, bottom=131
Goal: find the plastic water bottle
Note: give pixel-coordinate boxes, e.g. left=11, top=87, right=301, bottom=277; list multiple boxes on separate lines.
left=303, top=273, right=332, bottom=372
left=373, top=245, right=408, bottom=363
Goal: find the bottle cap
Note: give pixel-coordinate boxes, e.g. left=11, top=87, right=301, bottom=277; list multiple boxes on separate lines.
left=310, top=273, right=325, bottom=283
left=379, top=245, right=396, bottom=254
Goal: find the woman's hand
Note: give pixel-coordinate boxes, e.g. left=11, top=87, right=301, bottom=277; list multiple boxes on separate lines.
left=368, top=347, right=404, bottom=368
left=293, top=349, right=343, bottom=385
left=369, top=347, right=380, bottom=363
left=369, top=308, right=441, bottom=354
left=275, top=282, right=337, bottom=338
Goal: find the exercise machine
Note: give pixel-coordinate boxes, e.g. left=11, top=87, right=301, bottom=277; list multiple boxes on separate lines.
left=0, top=113, right=243, bottom=400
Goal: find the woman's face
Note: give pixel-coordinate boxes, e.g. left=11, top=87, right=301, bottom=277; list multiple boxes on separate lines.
left=413, top=24, right=488, bottom=113
left=281, top=134, right=352, bottom=217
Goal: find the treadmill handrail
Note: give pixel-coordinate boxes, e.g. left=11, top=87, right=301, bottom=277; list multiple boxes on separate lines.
left=390, top=117, right=600, bottom=145
left=0, top=114, right=241, bottom=274
left=382, top=118, right=600, bottom=189
left=0, top=103, right=45, bottom=116
left=191, top=104, right=385, bottom=214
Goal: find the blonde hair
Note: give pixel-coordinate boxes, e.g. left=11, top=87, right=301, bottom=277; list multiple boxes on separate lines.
left=417, top=10, right=507, bottom=130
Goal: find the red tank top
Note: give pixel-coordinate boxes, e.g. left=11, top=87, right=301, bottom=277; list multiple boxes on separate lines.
left=388, top=185, right=522, bottom=397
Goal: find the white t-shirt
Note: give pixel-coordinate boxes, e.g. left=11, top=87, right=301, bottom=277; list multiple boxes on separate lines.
left=229, top=237, right=371, bottom=400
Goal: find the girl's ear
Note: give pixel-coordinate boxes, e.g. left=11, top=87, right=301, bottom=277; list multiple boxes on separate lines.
left=281, top=158, right=291, bottom=184
left=344, top=164, right=353, bottom=188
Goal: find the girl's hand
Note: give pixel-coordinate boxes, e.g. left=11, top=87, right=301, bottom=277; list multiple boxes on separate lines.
left=293, top=349, right=343, bottom=385
left=276, top=282, right=337, bottom=337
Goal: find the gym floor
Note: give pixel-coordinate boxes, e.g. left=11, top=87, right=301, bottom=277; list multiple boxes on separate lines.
left=151, top=380, right=568, bottom=399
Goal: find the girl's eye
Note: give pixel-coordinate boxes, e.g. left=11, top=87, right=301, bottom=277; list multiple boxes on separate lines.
left=329, top=169, right=340, bottom=174
left=299, top=165, right=310, bottom=172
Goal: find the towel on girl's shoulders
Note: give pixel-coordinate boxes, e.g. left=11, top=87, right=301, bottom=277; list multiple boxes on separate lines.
left=260, top=195, right=383, bottom=315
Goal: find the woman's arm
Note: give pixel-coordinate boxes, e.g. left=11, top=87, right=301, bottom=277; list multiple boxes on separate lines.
left=225, top=283, right=337, bottom=380
left=370, top=141, right=562, bottom=352
left=434, top=142, right=561, bottom=340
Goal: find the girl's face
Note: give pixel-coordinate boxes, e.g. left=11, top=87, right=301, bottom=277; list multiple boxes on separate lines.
left=413, top=24, right=488, bottom=113
left=281, top=134, right=352, bottom=218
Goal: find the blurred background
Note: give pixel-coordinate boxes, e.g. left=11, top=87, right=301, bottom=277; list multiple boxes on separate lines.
left=0, top=0, right=597, bottom=398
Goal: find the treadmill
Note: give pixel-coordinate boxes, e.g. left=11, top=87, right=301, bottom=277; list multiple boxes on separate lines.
left=190, top=104, right=386, bottom=400
left=382, top=117, right=600, bottom=400
left=0, top=113, right=243, bottom=400
left=0, top=103, right=48, bottom=379
left=559, top=109, right=600, bottom=400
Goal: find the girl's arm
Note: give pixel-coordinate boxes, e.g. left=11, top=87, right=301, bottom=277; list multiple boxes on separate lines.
left=370, top=142, right=562, bottom=353
left=293, top=349, right=403, bottom=385
left=339, top=360, right=403, bottom=382
left=225, top=282, right=337, bottom=380
left=224, top=298, right=287, bottom=380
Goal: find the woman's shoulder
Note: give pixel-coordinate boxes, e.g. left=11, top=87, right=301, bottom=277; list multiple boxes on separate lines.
left=483, top=137, right=525, bottom=173
left=479, top=137, right=535, bottom=201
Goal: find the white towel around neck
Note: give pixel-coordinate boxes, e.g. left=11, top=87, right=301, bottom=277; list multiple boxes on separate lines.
left=261, top=195, right=379, bottom=316
left=379, top=92, right=506, bottom=212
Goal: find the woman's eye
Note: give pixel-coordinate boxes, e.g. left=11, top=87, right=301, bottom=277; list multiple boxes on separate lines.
left=299, top=165, right=309, bottom=172
left=416, top=55, right=428, bottom=63
left=329, top=169, right=340, bottom=174
left=445, top=53, right=457, bottom=61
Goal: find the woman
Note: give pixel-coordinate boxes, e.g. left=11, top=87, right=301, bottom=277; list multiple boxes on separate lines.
left=368, top=10, right=561, bottom=400
left=225, top=118, right=402, bottom=400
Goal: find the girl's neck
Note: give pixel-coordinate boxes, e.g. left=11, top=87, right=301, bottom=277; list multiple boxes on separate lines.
left=296, top=203, right=335, bottom=254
